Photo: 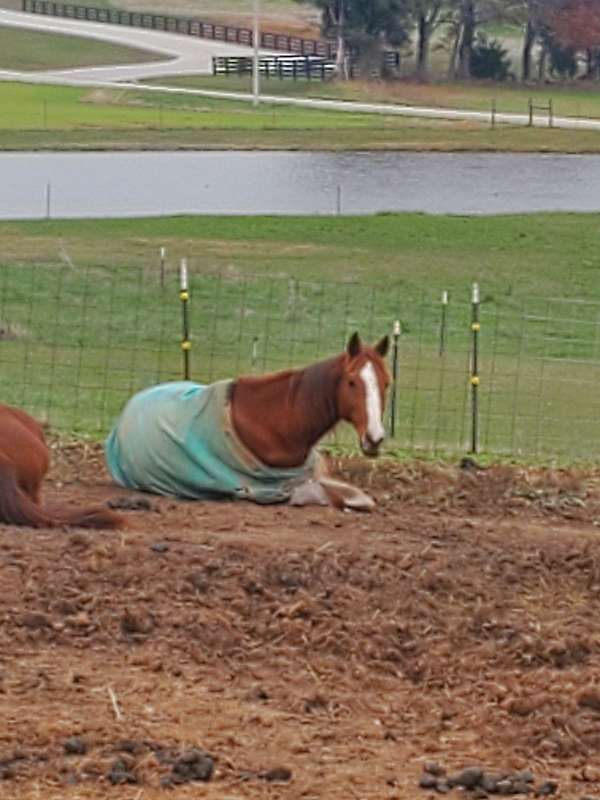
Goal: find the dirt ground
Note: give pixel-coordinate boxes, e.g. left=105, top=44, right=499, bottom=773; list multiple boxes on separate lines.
left=3, top=445, right=600, bottom=799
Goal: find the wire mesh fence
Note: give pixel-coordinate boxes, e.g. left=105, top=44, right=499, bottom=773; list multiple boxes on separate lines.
left=1, top=256, right=600, bottom=461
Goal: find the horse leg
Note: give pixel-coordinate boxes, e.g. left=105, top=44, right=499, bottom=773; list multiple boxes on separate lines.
left=313, top=456, right=375, bottom=511
left=319, top=477, right=375, bottom=512
left=20, top=448, right=47, bottom=506
left=289, top=476, right=375, bottom=511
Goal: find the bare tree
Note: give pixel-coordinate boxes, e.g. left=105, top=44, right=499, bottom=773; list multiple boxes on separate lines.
left=411, top=0, right=448, bottom=77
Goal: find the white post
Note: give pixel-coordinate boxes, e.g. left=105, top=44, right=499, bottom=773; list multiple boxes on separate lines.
left=159, top=246, right=166, bottom=289
left=253, top=0, right=260, bottom=107
left=180, top=257, right=188, bottom=291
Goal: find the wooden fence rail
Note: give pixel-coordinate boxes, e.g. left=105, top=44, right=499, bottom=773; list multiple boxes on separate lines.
left=212, top=55, right=336, bottom=81
left=212, top=53, right=401, bottom=81
left=21, top=0, right=338, bottom=58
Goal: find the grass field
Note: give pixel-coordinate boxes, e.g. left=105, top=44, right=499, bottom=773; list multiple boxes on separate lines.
left=1, top=213, right=600, bottom=461
left=0, top=27, right=168, bottom=71
left=1, top=81, right=600, bottom=152
left=151, top=74, right=600, bottom=121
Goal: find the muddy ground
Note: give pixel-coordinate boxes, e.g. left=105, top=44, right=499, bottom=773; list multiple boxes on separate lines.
left=3, top=444, right=600, bottom=799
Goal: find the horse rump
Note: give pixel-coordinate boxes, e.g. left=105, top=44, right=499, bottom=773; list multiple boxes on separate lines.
left=0, top=462, right=122, bottom=529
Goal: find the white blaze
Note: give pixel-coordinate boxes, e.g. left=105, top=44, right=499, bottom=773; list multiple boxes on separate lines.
left=359, top=361, right=385, bottom=444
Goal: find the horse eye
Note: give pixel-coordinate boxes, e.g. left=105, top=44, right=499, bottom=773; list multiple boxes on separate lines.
left=348, top=379, right=355, bottom=388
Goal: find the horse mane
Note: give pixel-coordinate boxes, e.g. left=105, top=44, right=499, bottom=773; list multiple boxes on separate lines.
left=235, top=353, right=344, bottom=414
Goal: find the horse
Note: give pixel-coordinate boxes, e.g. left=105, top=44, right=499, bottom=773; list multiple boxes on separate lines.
left=0, top=404, right=122, bottom=529
left=105, top=332, right=390, bottom=511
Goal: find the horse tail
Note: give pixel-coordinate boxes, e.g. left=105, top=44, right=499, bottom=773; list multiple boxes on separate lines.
left=0, top=463, right=122, bottom=529
left=53, top=506, right=123, bottom=530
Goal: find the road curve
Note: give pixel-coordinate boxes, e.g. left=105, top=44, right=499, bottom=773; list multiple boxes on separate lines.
left=0, top=8, right=280, bottom=80
left=1, top=9, right=600, bottom=131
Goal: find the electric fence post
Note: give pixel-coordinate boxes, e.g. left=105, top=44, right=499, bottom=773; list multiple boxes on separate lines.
left=439, top=290, right=449, bottom=356
left=390, top=320, right=401, bottom=438
left=470, top=282, right=480, bottom=454
left=179, top=258, right=191, bottom=380
left=159, top=246, right=166, bottom=290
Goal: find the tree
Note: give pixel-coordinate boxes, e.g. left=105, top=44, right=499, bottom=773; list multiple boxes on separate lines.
left=549, top=0, right=600, bottom=75
left=445, top=0, right=491, bottom=79
left=294, top=0, right=411, bottom=77
left=409, top=0, right=448, bottom=77
left=470, top=32, right=513, bottom=77
left=457, top=0, right=477, bottom=77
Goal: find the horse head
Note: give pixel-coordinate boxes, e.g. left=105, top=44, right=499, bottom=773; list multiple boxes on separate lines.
left=337, top=332, right=390, bottom=458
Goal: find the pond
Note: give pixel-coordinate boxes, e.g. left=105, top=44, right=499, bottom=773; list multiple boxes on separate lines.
left=0, top=150, right=595, bottom=218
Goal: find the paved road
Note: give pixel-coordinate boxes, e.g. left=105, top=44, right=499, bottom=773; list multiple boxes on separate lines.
left=0, top=8, right=278, bottom=80
left=2, top=8, right=600, bottom=131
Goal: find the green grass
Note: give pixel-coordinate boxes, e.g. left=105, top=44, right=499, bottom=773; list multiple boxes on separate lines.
left=1, top=81, right=600, bottom=152
left=150, top=73, right=600, bottom=120
left=0, top=27, right=168, bottom=71
left=2, top=213, right=600, bottom=462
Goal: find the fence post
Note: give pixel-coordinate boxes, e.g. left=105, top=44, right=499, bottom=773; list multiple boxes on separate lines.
left=389, top=320, right=401, bottom=438
left=159, top=246, right=166, bottom=289
left=45, top=182, right=51, bottom=219
left=439, top=290, right=448, bottom=356
left=179, top=258, right=191, bottom=380
left=491, top=98, right=496, bottom=130
left=528, top=97, right=533, bottom=127
left=469, top=282, right=480, bottom=454
left=548, top=98, right=553, bottom=128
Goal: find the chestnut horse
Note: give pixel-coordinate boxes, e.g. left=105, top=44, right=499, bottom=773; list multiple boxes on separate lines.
left=0, top=404, right=122, bottom=529
left=106, top=332, right=390, bottom=510
left=233, top=331, right=391, bottom=509
left=232, top=331, right=390, bottom=465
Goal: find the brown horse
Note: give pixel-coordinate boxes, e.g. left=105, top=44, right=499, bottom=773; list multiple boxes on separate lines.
left=231, top=331, right=390, bottom=465
left=232, top=331, right=391, bottom=510
left=106, top=332, right=390, bottom=511
left=0, top=404, right=122, bottom=529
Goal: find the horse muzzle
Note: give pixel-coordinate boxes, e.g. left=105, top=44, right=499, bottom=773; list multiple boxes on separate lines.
left=361, top=435, right=383, bottom=458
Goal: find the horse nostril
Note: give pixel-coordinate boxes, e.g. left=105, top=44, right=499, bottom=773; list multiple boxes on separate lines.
left=362, top=434, right=383, bottom=454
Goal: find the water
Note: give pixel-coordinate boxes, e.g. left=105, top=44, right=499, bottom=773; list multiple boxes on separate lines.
left=0, top=150, right=596, bottom=218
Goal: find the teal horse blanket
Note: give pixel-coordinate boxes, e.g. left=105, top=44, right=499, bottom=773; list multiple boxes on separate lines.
left=105, top=380, right=318, bottom=504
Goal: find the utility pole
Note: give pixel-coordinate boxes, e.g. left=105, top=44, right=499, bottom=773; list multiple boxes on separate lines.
left=253, top=0, right=260, bottom=106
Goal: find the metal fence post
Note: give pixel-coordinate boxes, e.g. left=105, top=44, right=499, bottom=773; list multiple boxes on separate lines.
left=179, top=258, right=191, bottom=380
left=469, top=282, right=480, bottom=454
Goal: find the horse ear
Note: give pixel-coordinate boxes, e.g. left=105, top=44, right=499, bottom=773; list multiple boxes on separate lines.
left=374, top=335, right=390, bottom=358
left=347, top=332, right=361, bottom=358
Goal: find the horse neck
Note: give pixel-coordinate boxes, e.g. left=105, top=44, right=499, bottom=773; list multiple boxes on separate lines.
left=232, top=356, right=343, bottom=467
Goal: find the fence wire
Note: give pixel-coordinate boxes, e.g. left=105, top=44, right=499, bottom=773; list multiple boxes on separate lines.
left=1, top=258, right=599, bottom=461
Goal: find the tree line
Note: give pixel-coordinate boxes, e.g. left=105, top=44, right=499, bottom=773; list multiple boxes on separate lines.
left=295, top=0, right=600, bottom=81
